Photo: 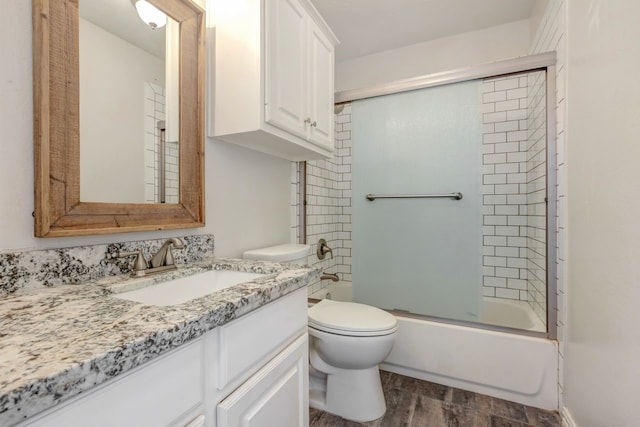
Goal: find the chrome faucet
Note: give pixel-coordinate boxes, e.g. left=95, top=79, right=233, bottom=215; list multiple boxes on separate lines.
left=150, top=238, right=185, bottom=268
left=118, top=238, right=185, bottom=277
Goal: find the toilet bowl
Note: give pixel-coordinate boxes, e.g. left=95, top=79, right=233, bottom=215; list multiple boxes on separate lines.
left=242, top=243, right=397, bottom=423
left=308, top=299, right=397, bottom=422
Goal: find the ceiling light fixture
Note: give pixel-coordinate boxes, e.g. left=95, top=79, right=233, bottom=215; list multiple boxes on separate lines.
left=132, top=0, right=167, bottom=30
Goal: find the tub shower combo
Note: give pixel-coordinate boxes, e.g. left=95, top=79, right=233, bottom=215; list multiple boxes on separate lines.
left=307, top=53, right=558, bottom=409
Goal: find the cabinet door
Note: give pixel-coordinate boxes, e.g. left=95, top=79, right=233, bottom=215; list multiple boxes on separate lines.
left=308, top=22, right=334, bottom=150
left=217, top=334, right=309, bottom=427
left=265, top=0, right=308, bottom=140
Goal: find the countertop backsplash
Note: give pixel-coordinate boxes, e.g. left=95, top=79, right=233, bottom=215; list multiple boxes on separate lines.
left=0, top=234, right=215, bottom=296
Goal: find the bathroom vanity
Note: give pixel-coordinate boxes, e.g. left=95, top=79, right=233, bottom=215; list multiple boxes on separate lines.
left=0, top=258, right=319, bottom=427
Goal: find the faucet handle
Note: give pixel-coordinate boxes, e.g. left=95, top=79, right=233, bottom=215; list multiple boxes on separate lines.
left=118, top=250, right=148, bottom=276
left=317, top=239, right=333, bottom=260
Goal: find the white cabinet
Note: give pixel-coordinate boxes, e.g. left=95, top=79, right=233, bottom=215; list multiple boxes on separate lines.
left=307, top=21, right=334, bottom=148
left=22, top=341, right=206, bottom=427
left=217, top=334, right=308, bottom=427
left=264, top=0, right=334, bottom=150
left=215, top=286, right=309, bottom=389
left=209, top=0, right=338, bottom=160
left=264, top=0, right=308, bottom=141
left=21, top=289, right=309, bottom=427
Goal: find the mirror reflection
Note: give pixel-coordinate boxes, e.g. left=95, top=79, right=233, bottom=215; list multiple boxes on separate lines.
left=79, top=0, right=180, bottom=204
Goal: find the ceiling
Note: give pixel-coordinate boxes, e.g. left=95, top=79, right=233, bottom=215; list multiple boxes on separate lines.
left=311, top=0, right=538, bottom=61
left=79, top=0, right=166, bottom=58
left=80, top=0, right=538, bottom=65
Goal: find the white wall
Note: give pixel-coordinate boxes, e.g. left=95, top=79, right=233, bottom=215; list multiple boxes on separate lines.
left=564, top=0, right=640, bottom=425
left=206, top=142, right=292, bottom=257
left=529, top=0, right=549, bottom=45
left=335, top=20, right=530, bottom=92
left=0, top=2, right=291, bottom=257
left=79, top=18, right=164, bottom=203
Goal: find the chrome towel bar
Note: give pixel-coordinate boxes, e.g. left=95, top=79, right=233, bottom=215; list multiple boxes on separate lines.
left=365, top=192, right=463, bottom=201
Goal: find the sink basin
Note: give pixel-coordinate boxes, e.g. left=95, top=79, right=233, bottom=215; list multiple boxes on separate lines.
left=113, top=270, right=265, bottom=306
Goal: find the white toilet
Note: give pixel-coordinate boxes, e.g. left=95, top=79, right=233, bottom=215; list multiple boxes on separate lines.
left=243, top=243, right=398, bottom=423
left=308, top=299, right=397, bottom=422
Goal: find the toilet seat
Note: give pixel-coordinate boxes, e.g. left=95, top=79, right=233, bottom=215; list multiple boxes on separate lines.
left=308, top=299, right=398, bottom=337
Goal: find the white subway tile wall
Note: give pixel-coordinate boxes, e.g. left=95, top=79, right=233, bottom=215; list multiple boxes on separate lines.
left=481, top=74, right=532, bottom=302
left=163, top=139, right=179, bottom=204
left=144, top=81, right=178, bottom=204
left=291, top=105, right=353, bottom=295
left=526, top=70, right=547, bottom=325
left=529, top=0, right=566, bottom=410
left=290, top=162, right=301, bottom=244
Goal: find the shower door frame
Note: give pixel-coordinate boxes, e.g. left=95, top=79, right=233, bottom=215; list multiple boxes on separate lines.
left=332, top=52, right=558, bottom=340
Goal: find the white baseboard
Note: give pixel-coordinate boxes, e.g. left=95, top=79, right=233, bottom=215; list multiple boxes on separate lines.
left=562, top=406, right=578, bottom=427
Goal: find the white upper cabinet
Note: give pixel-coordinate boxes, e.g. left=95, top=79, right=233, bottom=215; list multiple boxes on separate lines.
left=264, top=0, right=308, bottom=141
left=307, top=23, right=334, bottom=148
left=209, top=0, right=338, bottom=160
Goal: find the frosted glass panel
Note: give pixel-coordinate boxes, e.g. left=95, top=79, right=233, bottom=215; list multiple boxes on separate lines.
left=352, top=80, right=483, bottom=322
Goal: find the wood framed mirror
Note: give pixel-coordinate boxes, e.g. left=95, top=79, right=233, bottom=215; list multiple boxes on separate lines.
left=33, top=0, right=205, bottom=237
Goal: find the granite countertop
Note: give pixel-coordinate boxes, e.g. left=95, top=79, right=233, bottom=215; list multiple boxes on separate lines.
left=0, top=257, right=320, bottom=426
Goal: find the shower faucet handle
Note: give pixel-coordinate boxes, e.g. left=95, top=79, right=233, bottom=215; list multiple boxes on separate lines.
left=317, top=239, right=333, bottom=260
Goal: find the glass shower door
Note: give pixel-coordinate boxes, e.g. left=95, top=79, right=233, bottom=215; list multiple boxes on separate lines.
left=351, top=80, right=484, bottom=322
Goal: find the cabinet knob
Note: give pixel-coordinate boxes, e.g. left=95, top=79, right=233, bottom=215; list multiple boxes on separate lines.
left=304, top=117, right=311, bottom=124
left=311, top=121, right=317, bottom=127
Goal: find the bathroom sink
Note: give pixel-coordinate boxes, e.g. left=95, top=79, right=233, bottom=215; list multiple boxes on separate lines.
left=113, top=270, right=265, bottom=306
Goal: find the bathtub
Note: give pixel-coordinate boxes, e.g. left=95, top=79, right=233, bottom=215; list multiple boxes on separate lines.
left=482, top=297, right=546, bottom=332
left=309, top=281, right=558, bottom=410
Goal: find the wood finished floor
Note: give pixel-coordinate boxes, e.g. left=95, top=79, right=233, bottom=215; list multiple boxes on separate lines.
left=309, top=371, right=561, bottom=427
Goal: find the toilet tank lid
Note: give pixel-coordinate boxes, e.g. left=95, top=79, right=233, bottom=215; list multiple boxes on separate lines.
left=242, top=244, right=310, bottom=262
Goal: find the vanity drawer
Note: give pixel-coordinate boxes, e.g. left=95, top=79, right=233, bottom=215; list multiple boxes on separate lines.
left=216, top=288, right=307, bottom=389
left=25, top=340, right=204, bottom=427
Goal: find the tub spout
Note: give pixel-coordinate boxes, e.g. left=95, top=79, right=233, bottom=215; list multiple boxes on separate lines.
left=321, top=273, right=339, bottom=282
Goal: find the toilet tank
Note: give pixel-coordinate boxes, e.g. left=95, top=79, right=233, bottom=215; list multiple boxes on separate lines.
left=242, top=244, right=310, bottom=266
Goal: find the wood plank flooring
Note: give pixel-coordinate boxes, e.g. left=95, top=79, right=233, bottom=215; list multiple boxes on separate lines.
left=309, top=371, right=561, bottom=427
